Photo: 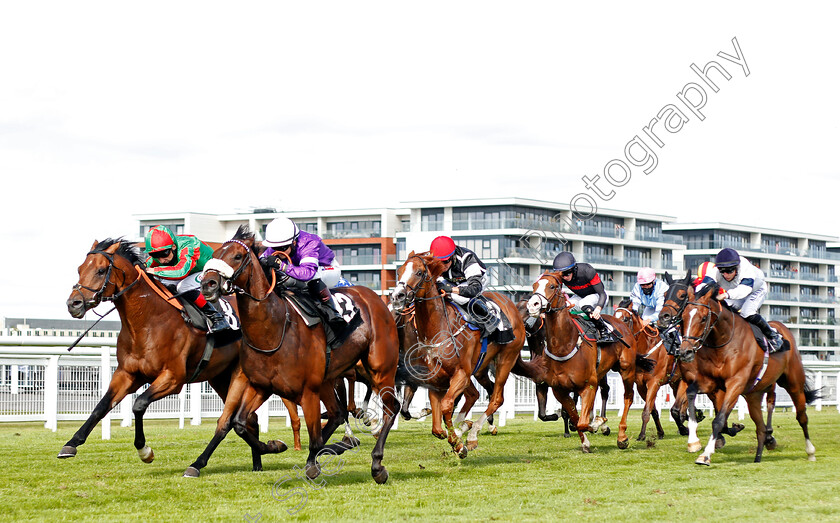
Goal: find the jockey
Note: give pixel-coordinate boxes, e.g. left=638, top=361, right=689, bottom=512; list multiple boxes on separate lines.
left=430, top=236, right=490, bottom=316
left=697, top=247, right=784, bottom=352
left=552, top=251, right=617, bottom=341
left=630, top=267, right=668, bottom=326
left=144, top=225, right=231, bottom=333
left=258, top=217, right=346, bottom=332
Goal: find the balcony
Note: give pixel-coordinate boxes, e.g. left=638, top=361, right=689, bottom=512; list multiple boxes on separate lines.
left=322, top=228, right=383, bottom=239
left=336, top=255, right=384, bottom=266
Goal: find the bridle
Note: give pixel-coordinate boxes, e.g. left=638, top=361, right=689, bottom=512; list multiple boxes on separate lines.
left=70, top=246, right=142, bottom=312
left=204, top=239, right=276, bottom=301
left=393, top=254, right=436, bottom=310
left=530, top=272, right=570, bottom=314
left=680, top=294, right=734, bottom=359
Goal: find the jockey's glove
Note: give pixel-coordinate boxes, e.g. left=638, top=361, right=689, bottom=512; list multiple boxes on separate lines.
left=437, top=281, right=454, bottom=294
left=260, top=256, right=282, bottom=270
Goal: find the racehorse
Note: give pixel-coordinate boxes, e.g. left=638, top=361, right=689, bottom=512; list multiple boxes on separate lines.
left=395, top=307, right=501, bottom=435
left=196, top=226, right=400, bottom=482
left=613, top=298, right=672, bottom=440
left=390, top=251, right=525, bottom=457
left=63, top=238, right=300, bottom=467
left=676, top=281, right=817, bottom=465
left=521, top=271, right=652, bottom=452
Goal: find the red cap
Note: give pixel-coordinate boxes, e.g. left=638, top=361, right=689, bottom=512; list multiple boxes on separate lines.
left=430, top=236, right=456, bottom=259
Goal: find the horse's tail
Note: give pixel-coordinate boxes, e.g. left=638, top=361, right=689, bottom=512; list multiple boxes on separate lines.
left=635, top=354, right=656, bottom=373
left=802, top=368, right=822, bottom=404
left=512, top=352, right=535, bottom=379
left=396, top=359, right=445, bottom=391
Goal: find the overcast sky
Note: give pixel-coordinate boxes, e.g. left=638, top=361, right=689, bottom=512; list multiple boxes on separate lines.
left=1, top=2, right=838, bottom=320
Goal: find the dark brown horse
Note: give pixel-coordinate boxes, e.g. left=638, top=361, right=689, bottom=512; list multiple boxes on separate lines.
left=519, top=271, right=650, bottom=452
left=195, top=226, right=400, bottom=482
left=63, top=238, right=300, bottom=467
left=390, top=251, right=525, bottom=457
left=677, top=282, right=817, bottom=465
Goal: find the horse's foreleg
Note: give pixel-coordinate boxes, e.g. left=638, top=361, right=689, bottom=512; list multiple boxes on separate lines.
left=282, top=398, right=302, bottom=451
left=696, top=386, right=742, bottom=466
left=685, top=381, right=702, bottom=452
left=442, top=368, right=470, bottom=458
left=474, top=368, right=498, bottom=434
left=59, top=369, right=141, bottom=459
left=536, top=382, right=559, bottom=422
left=763, top=385, right=777, bottom=450
left=131, top=370, right=185, bottom=463
left=319, top=382, right=350, bottom=445
left=456, top=382, right=479, bottom=436
left=616, top=375, right=634, bottom=449
left=428, top=390, right=446, bottom=439
left=670, top=380, right=689, bottom=436
left=468, top=348, right=517, bottom=448
left=400, top=384, right=416, bottom=421
left=557, top=391, right=588, bottom=452
left=636, top=382, right=651, bottom=441
left=301, top=388, right=326, bottom=480
left=366, top=383, right=400, bottom=484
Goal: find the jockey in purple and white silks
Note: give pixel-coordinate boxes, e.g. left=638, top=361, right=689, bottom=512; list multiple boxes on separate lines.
left=258, top=217, right=346, bottom=331
left=696, top=247, right=784, bottom=352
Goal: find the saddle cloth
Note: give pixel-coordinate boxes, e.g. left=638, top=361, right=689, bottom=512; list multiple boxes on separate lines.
left=748, top=324, right=790, bottom=354
left=282, top=289, right=364, bottom=350
left=450, top=296, right=515, bottom=344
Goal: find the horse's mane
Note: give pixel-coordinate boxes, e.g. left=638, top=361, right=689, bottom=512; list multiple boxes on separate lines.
left=617, top=297, right=633, bottom=309
left=233, top=224, right=253, bottom=242
left=97, top=237, right=145, bottom=266
left=695, top=282, right=719, bottom=299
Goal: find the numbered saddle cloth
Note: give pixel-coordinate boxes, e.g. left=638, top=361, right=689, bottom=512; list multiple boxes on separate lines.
left=452, top=296, right=515, bottom=345
left=283, top=289, right=364, bottom=351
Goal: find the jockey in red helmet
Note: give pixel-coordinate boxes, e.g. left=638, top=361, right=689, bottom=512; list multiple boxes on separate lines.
left=144, top=225, right=231, bottom=333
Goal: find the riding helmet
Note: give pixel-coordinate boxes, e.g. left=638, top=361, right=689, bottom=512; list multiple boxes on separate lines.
left=636, top=267, right=656, bottom=285
left=714, top=248, right=740, bottom=268
left=262, top=217, right=300, bottom=248
left=430, top=236, right=457, bottom=259
left=145, top=225, right=176, bottom=254
left=553, top=251, right=577, bottom=272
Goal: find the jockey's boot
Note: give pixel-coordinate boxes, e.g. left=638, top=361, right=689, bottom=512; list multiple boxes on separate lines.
left=308, top=279, right=347, bottom=332
left=747, top=314, right=785, bottom=353
left=581, top=305, right=619, bottom=342
left=524, top=315, right=541, bottom=334
left=199, top=302, right=232, bottom=333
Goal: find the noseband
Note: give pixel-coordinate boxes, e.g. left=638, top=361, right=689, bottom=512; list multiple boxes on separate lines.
left=203, top=240, right=276, bottom=301
left=394, top=255, right=435, bottom=308
left=531, top=273, right=568, bottom=313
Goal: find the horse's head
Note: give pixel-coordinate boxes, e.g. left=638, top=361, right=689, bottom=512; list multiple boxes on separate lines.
left=613, top=297, right=637, bottom=329
left=67, top=238, right=144, bottom=318
left=201, top=225, right=258, bottom=302
left=526, top=271, right=567, bottom=317
left=391, top=251, right=435, bottom=312
left=657, top=269, right=691, bottom=330
left=678, top=283, right=719, bottom=362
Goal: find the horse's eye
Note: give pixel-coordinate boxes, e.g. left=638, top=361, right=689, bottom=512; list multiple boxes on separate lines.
left=96, top=268, right=107, bottom=276
left=415, top=270, right=423, bottom=277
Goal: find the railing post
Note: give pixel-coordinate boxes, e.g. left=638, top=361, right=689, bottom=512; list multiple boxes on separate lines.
left=101, top=346, right=111, bottom=440
left=44, top=356, right=59, bottom=432
left=499, top=375, right=516, bottom=427
left=121, top=394, right=132, bottom=427
left=11, top=364, right=18, bottom=394
left=836, top=372, right=840, bottom=414
left=190, top=382, right=202, bottom=425
left=815, top=372, right=823, bottom=412
left=737, top=396, right=746, bottom=420
left=178, top=386, right=187, bottom=429
left=257, top=401, right=269, bottom=433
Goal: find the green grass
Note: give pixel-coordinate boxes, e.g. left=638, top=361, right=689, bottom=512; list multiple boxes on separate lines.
left=0, top=409, right=838, bottom=522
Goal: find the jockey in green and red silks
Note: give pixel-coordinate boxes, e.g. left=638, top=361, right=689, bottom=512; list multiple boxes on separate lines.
left=144, top=225, right=230, bottom=333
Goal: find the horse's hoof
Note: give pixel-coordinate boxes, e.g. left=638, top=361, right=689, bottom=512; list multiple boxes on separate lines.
left=687, top=441, right=702, bottom=453
left=183, top=466, right=200, bottom=478
left=373, top=467, right=389, bottom=484
left=267, top=440, right=288, bottom=454
left=581, top=445, right=591, bottom=454
left=657, top=432, right=665, bottom=440
left=401, top=412, right=412, bottom=421
left=678, top=427, right=690, bottom=436
left=695, top=411, right=706, bottom=422
left=306, top=463, right=321, bottom=480
left=636, top=434, right=645, bottom=442
left=466, top=439, right=478, bottom=451
left=589, top=417, right=606, bottom=433
left=57, top=446, right=77, bottom=459
left=432, top=431, right=447, bottom=440
left=341, top=436, right=361, bottom=449
left=563, top=433, right=572, bottom=439
left=762, top=436, right=776, bottom=450
left=617, top=438, right=629, bottom=450
left=731, top=423, right=745, bottom=435
left=138, top=445, right=154, bottom=463
left=715, top=436, right=726, bottom=449
left=354, top=408, right=366, bottom=419
left=455, top=445, right=468, bottom=459
left=808, top=454, right=816, bottom=462
left=601, top=426, right=611, bottom=437
left=695, top=455, right=711, bottom=466
left=489, top=426, right=498, bottom=436
left=419, top=408, right=433, bottom=418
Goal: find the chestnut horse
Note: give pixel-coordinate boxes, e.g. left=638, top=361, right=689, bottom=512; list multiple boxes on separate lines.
left=390, top=252, right=525, bottom=457
left=63, top=238, right=300, bottom=467
left=196, top=227, right=400, bottom=482
left=521, top=271, right=651, bottom=452
left=613, top=298, right=673, bottom=440
left=677, top=282, right=817, bottom=465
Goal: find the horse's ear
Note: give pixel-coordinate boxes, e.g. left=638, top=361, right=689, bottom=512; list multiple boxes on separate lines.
left=90, top=240, right=99, bottom=251
left=684, top=269, right=691, bottom=283
left=664, top=272, right=673, bottom=285
left=104, top=242, right=121, bottom=255
left=408, top=250, right=416, bottom=257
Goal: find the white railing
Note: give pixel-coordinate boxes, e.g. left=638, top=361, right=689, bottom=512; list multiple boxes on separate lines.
left=1, top=342, right=838, bottom=436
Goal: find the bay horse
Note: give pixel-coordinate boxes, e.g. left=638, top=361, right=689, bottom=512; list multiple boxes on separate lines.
left=677, top=282, right=817, bottom=465
left=63, top=238, right=301, bottom=467
left=196, top=226, right=400, bottom=482
left=613, top=298, right=672, bottom=440
left=657, top=271, right=746, bottom=447
left=390, top=251, right=525, bottom=457
left=521, top=271, right=651, bottom=452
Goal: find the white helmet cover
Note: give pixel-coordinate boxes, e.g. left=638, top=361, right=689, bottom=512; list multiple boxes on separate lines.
left=262, top=217, right=299, bottom=248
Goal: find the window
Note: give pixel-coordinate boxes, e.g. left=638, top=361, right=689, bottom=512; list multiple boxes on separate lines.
left=421, top=209, right=444, bottom=232
left=140, top=222, right=184, bottom=237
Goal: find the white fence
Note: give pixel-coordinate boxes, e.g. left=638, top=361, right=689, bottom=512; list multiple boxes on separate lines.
left=1, top=339, right=838, bottom=439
